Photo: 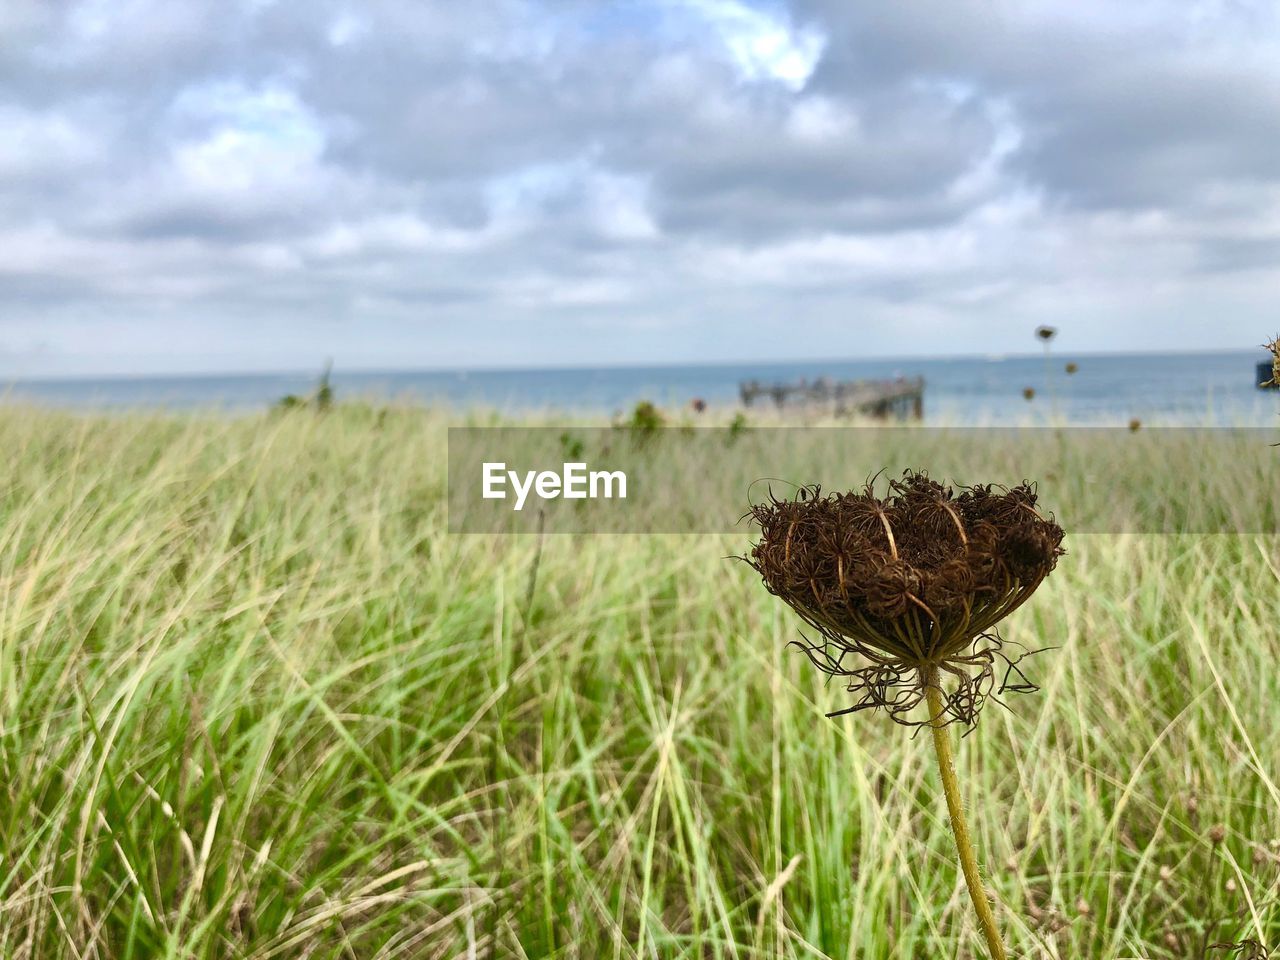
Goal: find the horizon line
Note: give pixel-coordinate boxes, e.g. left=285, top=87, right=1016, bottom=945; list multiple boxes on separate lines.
left=2, top=344, right=1268, bottom=385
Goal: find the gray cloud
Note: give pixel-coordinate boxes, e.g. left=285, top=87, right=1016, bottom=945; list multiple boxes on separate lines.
left=797, top=2, right=1280, bottom=210
left=0, top=0, right=1278, bottom=375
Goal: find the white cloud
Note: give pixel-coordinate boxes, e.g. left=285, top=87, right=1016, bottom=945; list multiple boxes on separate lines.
left=326, top=12, right=368, bottom=47
left=0, top=107, right=97, bottom=178
left=784, top=95, right=857, bottom=142
left=681, top=0, right=825, bottom=89
left=585, top=173, right=660, bottom=241
left=304, top=214, right=488, bottom=259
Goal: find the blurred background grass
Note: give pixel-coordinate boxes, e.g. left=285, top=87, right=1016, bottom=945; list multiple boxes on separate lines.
left=1, top=403, right=1278, bottom=958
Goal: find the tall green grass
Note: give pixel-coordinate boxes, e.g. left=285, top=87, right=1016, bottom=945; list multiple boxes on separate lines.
left=0, top=404, right=1277, bottom=958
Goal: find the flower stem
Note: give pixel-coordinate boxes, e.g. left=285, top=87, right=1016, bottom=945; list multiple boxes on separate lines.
left=924, top=669, right=1008, bottom=959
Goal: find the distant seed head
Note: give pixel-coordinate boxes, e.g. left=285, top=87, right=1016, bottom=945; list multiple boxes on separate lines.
left=1023, top=387, right=1036, bottom=401
left=1036, top=325, right=1058, bottom=342
left=1065, top=362, right=1079, bottom=375
left=1211, top=939, right=1271, bottom=959
left=746, top=470, right=1064, bottom=726
left=1209, top=824, right=1227, bottom=846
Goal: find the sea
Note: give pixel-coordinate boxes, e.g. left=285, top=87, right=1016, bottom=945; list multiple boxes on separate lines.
left=3, top=349, right=1277, bottom=425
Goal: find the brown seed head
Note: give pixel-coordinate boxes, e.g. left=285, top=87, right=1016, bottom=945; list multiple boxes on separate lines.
left=1209, top=824, right=1227, bottom=846
left=1036, top=325, right=1058, bottom=342
left=746, top=470, right=1064, bottom=726
left=1023, top=386, right=1036, bottom=401
left=1065, top=362, right=1079, bottom=375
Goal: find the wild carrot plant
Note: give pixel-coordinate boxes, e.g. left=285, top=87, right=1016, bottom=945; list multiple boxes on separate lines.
left=746, top=471, right=1064, bottom=957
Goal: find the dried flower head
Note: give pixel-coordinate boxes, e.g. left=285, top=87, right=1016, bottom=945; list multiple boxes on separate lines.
left=1264, top=336, right=1280, bottom=388
left=1023, top=386, right=1036, bottom=401
left=1065, top=362, right=1079, bottom=375
left=1036, top=325, right=1058, bottom=342
left=747, top=471, right=1064, bottom=727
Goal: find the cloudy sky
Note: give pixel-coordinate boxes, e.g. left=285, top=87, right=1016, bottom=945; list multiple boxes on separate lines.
left=2, top=0, right=1278, bottom=376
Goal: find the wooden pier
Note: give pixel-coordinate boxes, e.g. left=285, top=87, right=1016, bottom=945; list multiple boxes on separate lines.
left=739, top=375, right=925, bottom=420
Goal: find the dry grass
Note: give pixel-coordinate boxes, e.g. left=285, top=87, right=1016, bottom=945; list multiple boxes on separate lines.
left=0, top=402, right=1278, bottom=958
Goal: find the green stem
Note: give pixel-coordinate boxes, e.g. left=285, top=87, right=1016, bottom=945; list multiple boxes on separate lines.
left=924, top=668, right=1008, bottom=959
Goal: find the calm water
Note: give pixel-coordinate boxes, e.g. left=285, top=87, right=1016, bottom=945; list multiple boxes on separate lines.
left=4, top=350, right=1277, bottom=425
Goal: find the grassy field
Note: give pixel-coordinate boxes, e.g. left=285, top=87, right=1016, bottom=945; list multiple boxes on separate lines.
left=1, top=403, right=1278, bottom=959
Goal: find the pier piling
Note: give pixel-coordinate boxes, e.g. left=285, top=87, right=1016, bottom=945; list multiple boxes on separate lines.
left=739, top=376, right=925, bottom=420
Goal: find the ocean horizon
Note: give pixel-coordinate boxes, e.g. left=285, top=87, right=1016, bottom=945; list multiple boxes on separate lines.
left=3, top=347, right=1277, bottom=425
